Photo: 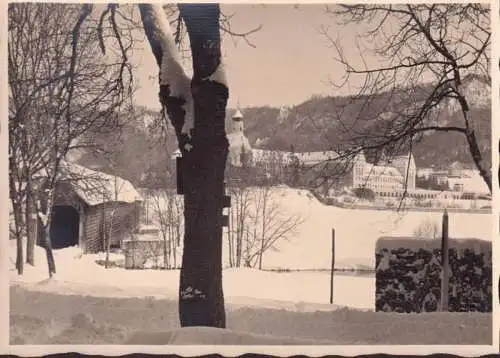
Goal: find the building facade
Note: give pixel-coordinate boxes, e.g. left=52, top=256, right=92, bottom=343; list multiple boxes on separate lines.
left=352, top=152, right=416, bottom=192
left=227, top=109, right=253, bottom=167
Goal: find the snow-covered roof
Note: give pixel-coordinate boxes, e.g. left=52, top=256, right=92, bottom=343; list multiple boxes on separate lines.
left=55, top=162, right=142, bottom=206
left=364, top=164, right=402, bottom=177
left=72, top=164, right=141, bottom=206
left=417, top=168, right=434, bottom=174
left=232, top=109, right=243, bottom=120
left=354, top=152, right=367, bottom=163
left=294, top=151, right=340, bottom=166
left=251, top=149, right=293, bottom=163
left=387, top=153, right=415, bottom=170
left=447, top=173, right=490, bottom=194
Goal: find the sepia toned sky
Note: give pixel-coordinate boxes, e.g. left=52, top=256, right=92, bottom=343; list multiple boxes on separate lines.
left=132, top=4, right=371, bottom=110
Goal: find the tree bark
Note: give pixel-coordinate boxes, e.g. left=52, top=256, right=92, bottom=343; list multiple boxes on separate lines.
left=228, top=203, right=233, bottom=267
left=139, top=3, right=228, bottom=328
left=258, top=189, right=267, bottom=270
left=40, top=187, right=56, bottom=276
left=177, top=4, right=228, bottom=328
left=25, top=179, right=35, bottom=266
left=10, top=184, right=23, bottom=275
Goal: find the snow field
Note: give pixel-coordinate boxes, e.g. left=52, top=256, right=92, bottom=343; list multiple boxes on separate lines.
left=144, top=187, right=491, bottom=270
left=10, top=238, right=374, bottom=310
left=10, top=187, right=490, bottom=312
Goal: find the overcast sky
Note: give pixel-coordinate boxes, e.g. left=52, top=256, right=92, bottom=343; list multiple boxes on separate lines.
left=132, top=4, right=370, bottom=110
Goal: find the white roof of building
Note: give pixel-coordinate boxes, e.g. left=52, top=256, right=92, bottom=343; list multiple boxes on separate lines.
left=447, top=173, right=490, bottom=194
left=294, top=151, right=340, bottom=166
left=59, top=162, right=142, bottom=206
left=232, top=109, right=244, bottom=120
left=251, top=148, right=292, bottom=161
left=364, top=163, right=402, bottom=177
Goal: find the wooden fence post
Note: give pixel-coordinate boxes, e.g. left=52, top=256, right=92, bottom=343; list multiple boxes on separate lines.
left=440, top=209, right=449, bottom=312
left=330, top=228, right=335, bottom=304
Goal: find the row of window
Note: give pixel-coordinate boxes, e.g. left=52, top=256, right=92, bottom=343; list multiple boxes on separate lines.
left=363, top=182, right=402, bottom=189
left=377, top=191, right=466, bottom=200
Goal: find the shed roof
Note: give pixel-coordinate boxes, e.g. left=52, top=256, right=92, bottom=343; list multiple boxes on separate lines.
left=58, top=162, right=142, bottom=206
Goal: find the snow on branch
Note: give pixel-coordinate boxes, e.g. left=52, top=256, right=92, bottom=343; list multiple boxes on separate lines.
left=206, top=60, right=228, bottom=87
left=148, top=4, right=194, bottom=140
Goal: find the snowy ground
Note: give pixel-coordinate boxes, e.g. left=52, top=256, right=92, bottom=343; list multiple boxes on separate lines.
left=143, top=187, right=492, bottom=270
left=10, top=286, right=492, bottom=345
left=9, top=240, right=374, bottom=311
left=9, top=240, right=492, bottom=346
left=9, top=187, right=493, bottom=346
left=245, top=188, right=492, bottom=269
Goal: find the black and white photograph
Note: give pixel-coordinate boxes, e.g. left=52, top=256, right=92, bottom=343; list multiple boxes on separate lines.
left=6, top=1, right=495, bottom=351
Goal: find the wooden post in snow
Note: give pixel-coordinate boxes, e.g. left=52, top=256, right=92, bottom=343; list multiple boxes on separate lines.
left=330, top=228, right=335, bottom=304
left=440, top=209, right=449, bottom=312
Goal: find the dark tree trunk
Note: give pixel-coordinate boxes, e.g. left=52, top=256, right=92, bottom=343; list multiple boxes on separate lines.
left=44, top=225, right=56, bottom=276
left=11, top=195, right=23, bottom=275
left=9, top=157, right=23, bottom=275
left=39, top=183, right=56, bottom=276
left=139, top=3, right=228, bottom=328
left=178, top=4, right=228, bottom=328
left=25, top=180, right=35, bottom=266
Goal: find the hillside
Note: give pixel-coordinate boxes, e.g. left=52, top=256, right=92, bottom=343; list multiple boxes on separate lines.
left=75, top=75, right=490, bottom=185
left=236, top=75, right=491, bottom=170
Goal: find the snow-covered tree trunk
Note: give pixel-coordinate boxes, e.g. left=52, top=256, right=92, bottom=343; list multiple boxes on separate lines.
left=177, top=3, right=228, bottom=328
left=139, top=3, right=228, bottom=328
left=9, top=157, right=24, bottom=275
left=25, top=178, right=35, bottom=266
left=35, top=185, right=56, bottom=277
left=258, top=187, right=269, bottom=270
left=228, top=206, right=234, bottom=267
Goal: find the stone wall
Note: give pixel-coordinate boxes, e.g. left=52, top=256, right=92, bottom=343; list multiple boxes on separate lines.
left=375, top=237, right=492, bottom=313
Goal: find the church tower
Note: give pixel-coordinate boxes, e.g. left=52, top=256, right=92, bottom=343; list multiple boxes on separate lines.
left=227, top=107, right=252, bottom=167
left=232, top=108, right=244, bottom=133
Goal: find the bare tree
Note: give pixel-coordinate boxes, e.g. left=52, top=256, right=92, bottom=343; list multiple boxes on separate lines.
left=228, top=184, right=252, bottom=267
left=321, top=4, right=491, bottom=195
left=245, top=186, right=304, bottom=269
left=150, top=188, right=183, bottom=269
left=104, top=170, right=127, bottom=269
left=12, top=1, right=258, bottom=326
left=8, top=3, right=134, bottom=276
left=413, top=217, right=440, bottom=239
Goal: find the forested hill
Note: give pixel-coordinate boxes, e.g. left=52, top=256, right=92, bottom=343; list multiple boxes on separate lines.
left=235, top=74, right=490, bottom=170
left=76, top=75, right=490, bottom=186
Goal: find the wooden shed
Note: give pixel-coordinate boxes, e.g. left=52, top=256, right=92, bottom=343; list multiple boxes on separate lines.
left=36, top=163, right=143, bottom=253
